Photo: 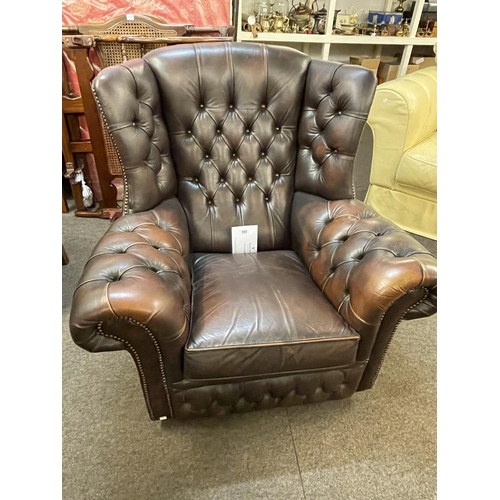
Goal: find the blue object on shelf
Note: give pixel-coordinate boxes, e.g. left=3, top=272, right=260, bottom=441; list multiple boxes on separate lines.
left=367, top=11, right=403, bottom=25
left=383, top=13, right=403, bottom=24
left=367, top=11, right=385, bottom=24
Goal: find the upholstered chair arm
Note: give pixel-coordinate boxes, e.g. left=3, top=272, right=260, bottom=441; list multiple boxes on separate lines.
left=366, top=66, right=437, bottom=192
left=291, top=191, right=437, bottom=366
left=69, top=198, right=190, bottom=419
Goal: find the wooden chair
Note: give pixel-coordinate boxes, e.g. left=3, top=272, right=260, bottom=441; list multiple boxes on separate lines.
left=62, top=50, right=120, bottom=219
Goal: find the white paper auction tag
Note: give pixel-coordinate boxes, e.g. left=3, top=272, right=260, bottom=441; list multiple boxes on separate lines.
left=126, top=14, right=135, bottom=21
left=231, top=225, right=258, bottom=254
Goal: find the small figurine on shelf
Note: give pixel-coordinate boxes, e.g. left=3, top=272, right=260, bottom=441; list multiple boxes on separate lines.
left=348, top=7, right=361, bottom=26
left=289, top=1, right=313, bottom=32
left=402, top=18, right=410, bottom=36
left=253, top=23, right=263, bottom=37
left=242, top=13, right=263, bottom=38
left=416, top=20, right=433, bottom=37
left=396, top=20, right=404, bottom=37
left=256, top=1, right=272, bottom=31
left=335, top=6, right=363, bottom=35
left=370, top=23, right=379, bottom=36
left=424, top=20, right=433, bottom=37
left=272, top=1, right=290, bottom=33
left=331, top=9, right=341, bottom=32
left=394, top=0, right=405, bottom=13
left=311, top=1, right=328, bottom=34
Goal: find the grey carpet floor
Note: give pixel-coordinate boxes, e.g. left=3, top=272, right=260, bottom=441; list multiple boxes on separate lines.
left=62, top=133, right=437, bottom=499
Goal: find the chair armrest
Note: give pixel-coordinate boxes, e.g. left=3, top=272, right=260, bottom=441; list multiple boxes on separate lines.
left=291, top=192, right=437, bottom=359
left=366, top=66, right=437, bottom=191
left=70, top=197, right=191, bottom=355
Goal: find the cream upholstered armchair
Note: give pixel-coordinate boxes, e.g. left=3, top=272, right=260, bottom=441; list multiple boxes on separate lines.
left=69, top=43, right=437, bottom=421
left=364, top=66, right=437, bottom=240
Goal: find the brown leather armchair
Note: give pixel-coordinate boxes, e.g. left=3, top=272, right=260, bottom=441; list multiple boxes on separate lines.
left=69, top=43, right=437, bottom=421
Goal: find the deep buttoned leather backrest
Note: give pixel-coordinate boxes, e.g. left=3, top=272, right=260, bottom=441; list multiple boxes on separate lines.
left=93, top=42, right=377, bottom=253
left=143, top=43, right=310, bottom=252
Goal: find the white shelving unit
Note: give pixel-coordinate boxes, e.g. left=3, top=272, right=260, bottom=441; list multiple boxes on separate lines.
left=235, top=0, right=437, bottom=78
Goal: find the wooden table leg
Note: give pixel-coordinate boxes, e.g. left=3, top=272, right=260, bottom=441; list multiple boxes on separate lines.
left=62, top=189, right=69, bottom=213
left=62, top=245, right=69, bottom=265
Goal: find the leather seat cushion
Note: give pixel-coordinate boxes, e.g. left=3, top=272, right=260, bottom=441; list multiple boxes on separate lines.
left=185, top=250, right=359, bottom=380
left=396, top=132, right=437, bottom=200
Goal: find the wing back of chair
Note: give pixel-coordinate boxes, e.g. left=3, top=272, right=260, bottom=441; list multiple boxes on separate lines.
left=295, top=60, right=377, bottom=201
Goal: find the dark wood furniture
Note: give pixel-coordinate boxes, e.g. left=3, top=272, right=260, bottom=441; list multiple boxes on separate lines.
left=62, top=245, right=69, bottom=265
left=62, top=50, right=120, bottom=219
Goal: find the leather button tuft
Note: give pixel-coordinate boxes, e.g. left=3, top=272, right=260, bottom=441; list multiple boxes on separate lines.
left=338, top=111, right=342, bottom=115
left=261, top=152, right=265, bottom=156
left=265, top=196, right=269, bottom=201
left=200, top=104, right=204, bottom=108
left=248, top=176, right=253, bottom=181
left=232, top=153, right=236, bottom=157
left=207, top=199, right=212, bottom=205
left=187, top=130, right=192, bottom=134
left=261, top=104, right=266, bottom=108
left=217, top=129, right=221, bottom=133
left=229, top=104, right=234, bottom=109
left=205, top=154, right=210, bottom=159
left=275, top=173, right=280, bottom=178
left=246, top=129, right=250, bottom=133
left=194, top=177, right=199, bottom=182
left=220, top=178, right=225, bottom=183
left=235, top=198, right=240, bottom=202
left=276, top=127, right=280, bottom=131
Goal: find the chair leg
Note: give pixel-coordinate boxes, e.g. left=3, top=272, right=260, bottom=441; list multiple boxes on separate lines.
left=62, top=189, right=69, bottom=213
left=62, top=245, right=69, bottom=265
